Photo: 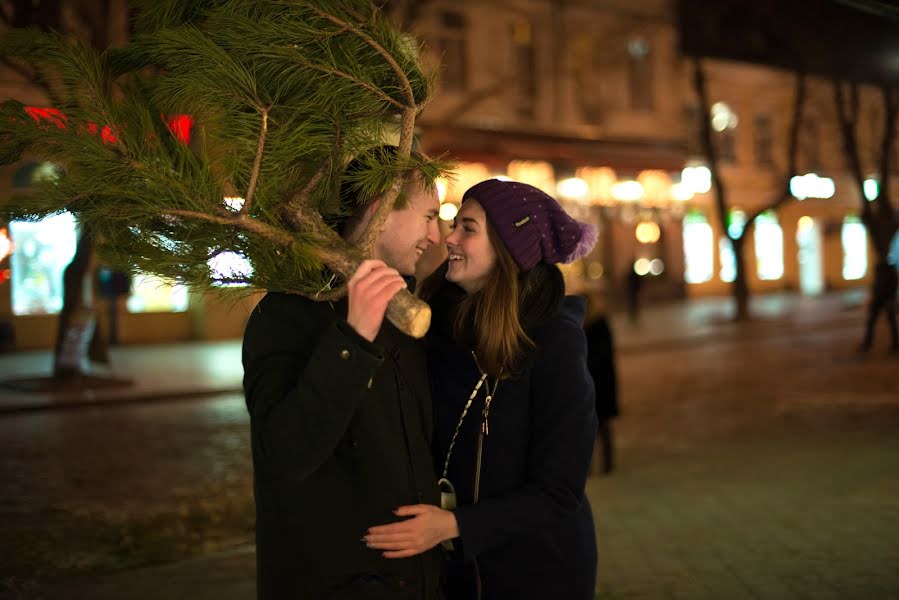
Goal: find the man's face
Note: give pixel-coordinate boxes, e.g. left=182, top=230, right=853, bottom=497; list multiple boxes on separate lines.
left=374, top=181, right=440, bottom=276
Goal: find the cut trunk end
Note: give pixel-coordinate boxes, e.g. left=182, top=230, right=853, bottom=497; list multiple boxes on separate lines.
left=387, top=289, right=431, bottom=338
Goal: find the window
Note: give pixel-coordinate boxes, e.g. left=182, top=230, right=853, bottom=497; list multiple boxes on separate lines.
left=127, top=275, right=190, bottom=313
left=9, top=212, right=78, bottom=315
left=437, top=11, right=468, bottom=92
left=754, top=114, right=774, bottom=167
left=512, top=20, right=536, bottom=120
left=683, top=211, right=714, bottom=284
left=754, top=211, right=784, bottom=280
left=804, top=119, right=820, bottom=172
left=628, top=38, right=653, bottom=111
left=711, top=102, right=738, bottom=163
left=841, top=215, right=867, bottom=280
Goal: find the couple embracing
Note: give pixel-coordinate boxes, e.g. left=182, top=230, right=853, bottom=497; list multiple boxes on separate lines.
left=243, top=150, right=598, bottom=600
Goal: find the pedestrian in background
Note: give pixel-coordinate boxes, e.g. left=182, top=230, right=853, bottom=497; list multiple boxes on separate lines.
left=584, top=294, right=619, bottom=475
left=860, top=259, right=898, bottom=354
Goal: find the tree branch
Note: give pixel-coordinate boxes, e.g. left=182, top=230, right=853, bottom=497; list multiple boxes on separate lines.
left=436, top=73, right=519, bottom=126
left=309, top=5, right=416, bottom=108
left=876, top=86, right=897, bottom=219
left=356, top=107, right=416, bottom=255
left=163, top=209, right=295, bottom=246
left=284, top=126, right=342, bottom=224
left=692, top=58, right=728, bottom=235
left=833, top=79, right=870, bottom=219
left=240, top=106, right=269, bottom=215
left=292, top=56, right=407, bottom=110
left=745, top=73, right=806, bottom=228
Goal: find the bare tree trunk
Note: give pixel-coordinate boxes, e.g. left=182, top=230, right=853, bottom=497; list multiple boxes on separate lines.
left=835, top=82, right=899, bottom=349
left=693, top=58, right=751, bottom=320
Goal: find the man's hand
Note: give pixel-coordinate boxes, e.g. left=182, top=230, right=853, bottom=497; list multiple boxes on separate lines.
left=346, top=260, right=407, bottom=342
left=364, top=505, right=459, bottom=559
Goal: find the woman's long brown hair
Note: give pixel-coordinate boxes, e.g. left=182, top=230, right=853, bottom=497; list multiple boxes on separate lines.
left=450, top=218, right=534, bottom=379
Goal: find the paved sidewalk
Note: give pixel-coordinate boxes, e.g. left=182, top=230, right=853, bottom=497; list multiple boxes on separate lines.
left=6, top=289, right=898, bottom=599
left=0, top=341, right=243, bottom=414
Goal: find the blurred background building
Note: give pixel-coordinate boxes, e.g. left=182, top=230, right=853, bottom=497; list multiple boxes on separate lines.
left=1, top=0, right=896, bottom=349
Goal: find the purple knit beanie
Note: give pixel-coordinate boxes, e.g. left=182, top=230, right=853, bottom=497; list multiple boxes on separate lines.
left=462, top=179, right=598, bottom=272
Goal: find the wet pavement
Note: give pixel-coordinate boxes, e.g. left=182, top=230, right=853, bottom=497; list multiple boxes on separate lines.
left=1, top=290, right=897, bottom=599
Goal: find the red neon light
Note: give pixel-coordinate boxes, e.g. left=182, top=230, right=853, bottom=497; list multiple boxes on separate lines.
left=165, top=115, right=194, bottom=144
left=24, top=107, right=67, bottom=129
left=23, top=107, right=192, bottom=145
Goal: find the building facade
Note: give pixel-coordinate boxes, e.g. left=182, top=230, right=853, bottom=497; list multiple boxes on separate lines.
left=403, top=0, right=897, bottom=304
left=1, top=0, right=896, bottom=350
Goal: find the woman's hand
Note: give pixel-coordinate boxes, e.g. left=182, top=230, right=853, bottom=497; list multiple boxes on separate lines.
left=364, top=505, right=459, bottom=558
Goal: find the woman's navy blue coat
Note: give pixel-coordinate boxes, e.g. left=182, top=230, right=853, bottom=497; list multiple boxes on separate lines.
left=428, top=285, right=598, bottom=600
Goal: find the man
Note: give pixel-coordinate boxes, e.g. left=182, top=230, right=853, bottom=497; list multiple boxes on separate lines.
left=242, top=153, right=443, bottom=599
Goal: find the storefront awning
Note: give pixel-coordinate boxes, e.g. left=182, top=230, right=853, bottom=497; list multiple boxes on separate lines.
left=418, top=124, right=688, bottom=173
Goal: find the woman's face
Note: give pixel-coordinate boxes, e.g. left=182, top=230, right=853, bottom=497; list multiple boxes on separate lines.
left=444, top=199, right=498, bottom=294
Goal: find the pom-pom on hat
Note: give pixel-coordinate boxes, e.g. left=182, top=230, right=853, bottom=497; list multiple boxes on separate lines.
left=461, top=179, right=598, bottom=271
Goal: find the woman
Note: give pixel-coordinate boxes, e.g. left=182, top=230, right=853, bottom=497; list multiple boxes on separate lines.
left=364, top=179, right=599, bottom=599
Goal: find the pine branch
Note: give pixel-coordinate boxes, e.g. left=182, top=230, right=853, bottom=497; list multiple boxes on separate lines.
left=357, top=108, right=415, bottom=254
left=291, top=55, right=407, bottom=110
left=164, top=209, right=295, bottom=247
left=833, top=79, right=870, bottom=220
left=745, top=73, right=807, bottom=228
left=309, top=5, right=415, bottom=107
left=1, top=0, right=441, bottom=337
left=240, top=107, right=269, bottom=216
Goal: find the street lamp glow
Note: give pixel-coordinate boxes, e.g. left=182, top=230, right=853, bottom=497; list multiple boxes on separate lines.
left=435, top=177, right=448, bottom=203
left=671, top=182, right=694, bottom=202
left=863, top=178, right=878, bottom=202
left=790, top=173, right=834, bottom=200
left=635, top=221, right=661, bottom=244
left=439, top=202, right=459, bottom=221
left=634, top=258, right=651, bottom=276
left=557, top=177, right=589, bottom=201
left=681, top=165, right=712, bottom=194
left=611, top=180, right=644, bottom=202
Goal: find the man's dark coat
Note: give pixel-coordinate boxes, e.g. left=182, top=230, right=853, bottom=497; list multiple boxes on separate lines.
left=243, top=292, right=443, bottom=599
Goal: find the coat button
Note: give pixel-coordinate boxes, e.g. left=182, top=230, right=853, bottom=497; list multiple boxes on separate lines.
left=339, top=349, right=350, bottom=360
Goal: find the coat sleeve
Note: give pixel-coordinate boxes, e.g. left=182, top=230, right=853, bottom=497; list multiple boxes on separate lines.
left=451, top=319, right=598, bottom=559
left=242, top=294, right=384, bottom=484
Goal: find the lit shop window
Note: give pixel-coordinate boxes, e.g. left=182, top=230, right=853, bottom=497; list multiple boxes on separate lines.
left=841, top=215, right=867, bottom=281
left=9, top=212, right=78, bottom=315
left=127, top=275, right=190, bottom=313
left=719, top=237, right=736, bottom=283
left=209, top=250, right=253, bottom=287
left=683, top=211, right=713, bottom=284
left=754, top=211, right=784, bottom=281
